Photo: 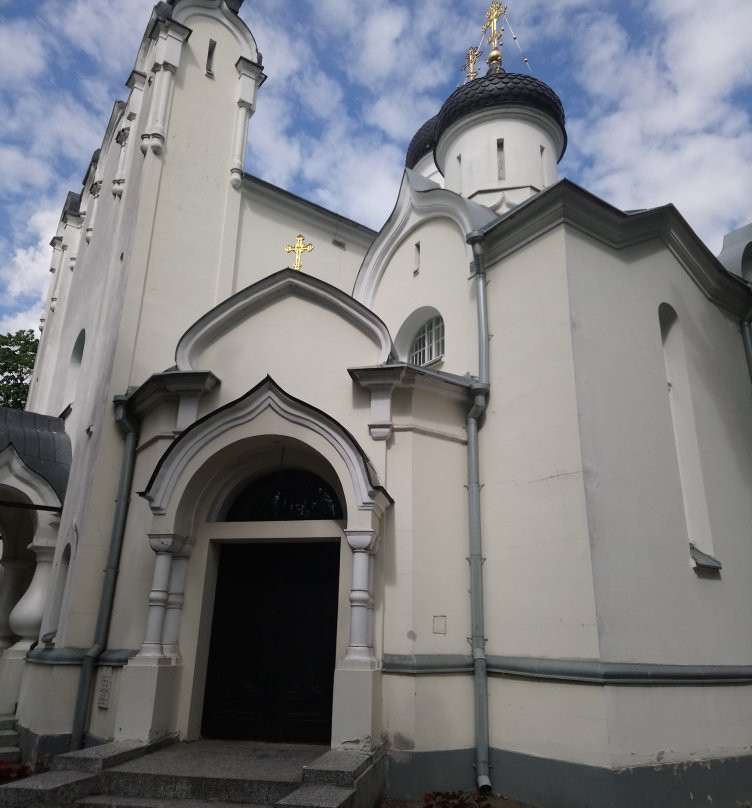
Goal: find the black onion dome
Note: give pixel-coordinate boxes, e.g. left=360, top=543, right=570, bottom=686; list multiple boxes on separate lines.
left=405, top=115, right=438, bottom=169
left=435, top=71, right=567, bottom=158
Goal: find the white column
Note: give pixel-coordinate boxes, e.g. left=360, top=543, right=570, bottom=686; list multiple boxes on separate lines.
left=162, top=554, right=189, bottom=657
left=141, top=534, right=188, bottom=657
left=230, top=58, right=265, bottom=188
left=0, top=560, right=33, bottom=650
left=143, top=20, right=191, bottom=156
left=85, top=181, right=102, bottom=242
left=8, top=546, right=54, bottom=651
left=345, top=530, right=377, bottom=664
left=112, top=127, right=130, bottom=198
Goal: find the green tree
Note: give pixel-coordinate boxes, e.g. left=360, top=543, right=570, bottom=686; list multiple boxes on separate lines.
left=0, top=330, right=39, bottom=410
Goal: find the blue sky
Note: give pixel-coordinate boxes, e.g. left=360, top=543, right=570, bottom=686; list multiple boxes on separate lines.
left=1, top=0, right=751, bottom=333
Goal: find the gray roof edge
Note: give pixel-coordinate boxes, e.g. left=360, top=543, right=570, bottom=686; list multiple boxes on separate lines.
left=0, top=408, right=72, bottom=502
left=479, top=179, right=752, bottom=318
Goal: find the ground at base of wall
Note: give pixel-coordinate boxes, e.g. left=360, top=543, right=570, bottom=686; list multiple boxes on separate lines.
left=382, top=795, right=536, bottom=808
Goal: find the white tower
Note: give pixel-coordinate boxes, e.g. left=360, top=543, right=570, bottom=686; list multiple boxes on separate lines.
left=404, top=6, right=566, bottom=214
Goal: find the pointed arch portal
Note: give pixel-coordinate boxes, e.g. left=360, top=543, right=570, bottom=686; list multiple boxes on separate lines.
left=116, top=378, right=391, bottom=748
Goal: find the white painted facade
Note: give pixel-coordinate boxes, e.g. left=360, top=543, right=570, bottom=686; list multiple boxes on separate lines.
left=2, top=1, right=752, bottom=806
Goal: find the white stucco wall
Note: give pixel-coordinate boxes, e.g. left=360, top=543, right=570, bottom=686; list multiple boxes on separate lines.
left=481, top=227, right=599, bottom=660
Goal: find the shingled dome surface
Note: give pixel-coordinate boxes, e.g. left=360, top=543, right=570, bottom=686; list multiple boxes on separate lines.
left=405, top=115, right=438, bottom=169
left=0, top=408, right=72, bottom=503
left=435, top=71, right=567, bottom=158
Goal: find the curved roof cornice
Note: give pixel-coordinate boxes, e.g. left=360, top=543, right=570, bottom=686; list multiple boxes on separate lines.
left=143, top=375, right=391, bottom=516
left=480, top=179, right=752, bottom=317
left=176, top=268, right=396, bottom=370
left=353, top=169, right=497, bottom=306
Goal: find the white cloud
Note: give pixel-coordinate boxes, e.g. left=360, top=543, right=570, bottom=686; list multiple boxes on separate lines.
left=0, top=19, right=47, bottom=84
left=0, top=305, right=43, bottom=335
left=0, top=146, right=53, bottom=194
left=0, top=205, right=58, bottom=306
left=563, top=0, right=752, bottom=251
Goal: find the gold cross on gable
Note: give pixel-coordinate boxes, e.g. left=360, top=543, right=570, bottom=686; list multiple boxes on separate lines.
left=285, top=234, right=314, bottom=271
left=462, top=46, right=483, bottom=81
left=483, top=1, right=507, bottom=51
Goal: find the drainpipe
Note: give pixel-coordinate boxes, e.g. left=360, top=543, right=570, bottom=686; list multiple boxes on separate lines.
left=743, top=304, right=752, bottom=388
left=466, top=231, right=492, bottom=793
left=70, top=395, right=139, bottom=750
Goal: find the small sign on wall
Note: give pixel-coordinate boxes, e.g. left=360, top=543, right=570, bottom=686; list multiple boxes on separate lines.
left=97, top=668, right=113, bottom=710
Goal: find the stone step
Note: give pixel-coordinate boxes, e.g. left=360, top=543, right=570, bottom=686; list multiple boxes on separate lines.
left=78, top=797, right=269, bottom=808
left=277, top=783, right=355, bottom=808
left=0, top=747, right=20, bottom=765
left=302, top=751, right=370, bottom=787
left=0, top=769, right=99, bottom=807
left=0, top=732, right=19, bottom=748
left=102, top=770, right=296, bottom=805
left=0, top=718, right=15, bottom=733
left=52, top=739, right=176, bottom=773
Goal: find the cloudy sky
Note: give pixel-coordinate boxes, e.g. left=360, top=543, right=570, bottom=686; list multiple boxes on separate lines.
left=1, top=0, right=751, bottom=333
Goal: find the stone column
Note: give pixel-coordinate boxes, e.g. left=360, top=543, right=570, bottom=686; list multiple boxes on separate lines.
left=141, top=534, right=187, bottom=657
left=8, top=545, right=55, bottom=651
left=0, top=560, right=33, bottom=650
left=344, top=530, right=377, bottom=664
left=142, top=19, right=191, bottom=156
left=229, top=58, right=264, bottom=189
left=162, top=554, right=189, bottom=657
left=115, top=533, right=189, bottom=743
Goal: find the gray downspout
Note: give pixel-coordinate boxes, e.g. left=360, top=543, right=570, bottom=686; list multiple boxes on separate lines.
left=70, top=395, right=139, bottom=750
left=466, top=231, right=492, bottom=793
left=743, top=305, right=752, bottom=387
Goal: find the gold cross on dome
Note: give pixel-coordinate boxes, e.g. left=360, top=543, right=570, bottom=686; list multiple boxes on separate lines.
left=462, top=46, right=483, bottom=81
left=285, top=234, right=314, bottom=271
left=483, top=1, right=507, bottom=50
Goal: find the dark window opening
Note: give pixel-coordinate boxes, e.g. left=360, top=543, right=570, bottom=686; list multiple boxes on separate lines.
left=224, top=470, right=343, bottom=521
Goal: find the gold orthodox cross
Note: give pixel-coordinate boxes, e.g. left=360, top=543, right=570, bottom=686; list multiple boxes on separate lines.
left=462, top=46, right=483, bottom=81
left=285, top=234, right=314, bottom=271
left=483, top=1, right=507, bottom=50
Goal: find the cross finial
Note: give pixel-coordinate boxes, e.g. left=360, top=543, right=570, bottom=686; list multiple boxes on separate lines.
left=462, top=46, right=483, bottom=82
left=285, top=234, right=314, bottom=271
left=482, top=1, right=507, bottom=72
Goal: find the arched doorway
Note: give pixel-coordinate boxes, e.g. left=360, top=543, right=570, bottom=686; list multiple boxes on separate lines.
left=201, top=470, right=344, bottom=743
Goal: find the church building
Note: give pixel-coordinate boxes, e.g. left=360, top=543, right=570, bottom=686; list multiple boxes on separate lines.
left=1, top=1, right=752, bottom=806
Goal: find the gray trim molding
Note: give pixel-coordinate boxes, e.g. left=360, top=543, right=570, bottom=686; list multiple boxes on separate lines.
left=386, top=747, right=752, bottom=807
left=382, top=653, right=752, bottom=685
left=27, top=647, right=137, bottom=667
left=479, top=179, right=752, bottom=318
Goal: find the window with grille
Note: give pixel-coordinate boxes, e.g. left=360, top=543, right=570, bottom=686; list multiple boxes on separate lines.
left=409, top=316, right=444, bottom=366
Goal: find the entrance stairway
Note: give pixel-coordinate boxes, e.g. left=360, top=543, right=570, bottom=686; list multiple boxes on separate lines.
left=0, top=739, right=385, bottom=808
left=0, top=717, right=20, bottom=766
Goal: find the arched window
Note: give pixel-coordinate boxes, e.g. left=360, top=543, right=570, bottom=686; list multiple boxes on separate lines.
left=63, top=330, right=86, bottom=407
left=742, top=242, right=752, bottom=284
left=224, top=470, right=343, bottom=521
left=658, top=304, right=715, bottom=565
left=409, top=315, right=444, bottom=366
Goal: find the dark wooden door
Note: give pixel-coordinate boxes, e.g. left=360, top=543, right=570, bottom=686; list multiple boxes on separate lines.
left=201, top=542, right=340, bottom=743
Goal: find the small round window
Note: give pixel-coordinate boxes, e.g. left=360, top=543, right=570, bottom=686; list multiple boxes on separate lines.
left=409, top=316, right=444, bottom=366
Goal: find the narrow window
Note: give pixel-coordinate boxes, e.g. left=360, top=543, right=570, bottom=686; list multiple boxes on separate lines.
left=742, top=243, right=752, bottom=284
left=414, top=242, right=421, bottom=276
left=64, top=329, right=86, bottom=408
left=540, top=145, right=547, bottom=187
left=206, top=39, right=217, bottom=77
left=409, top=316, right=445, bottom=366
left=659, top=304, right=714, bottom=560
left=497, top=139, right=505, bottom=180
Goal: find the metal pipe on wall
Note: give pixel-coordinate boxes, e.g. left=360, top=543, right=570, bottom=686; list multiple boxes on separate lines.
left=70, top=396, right=139, bottom=750
left=466, top=230, right=492, bottom=793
